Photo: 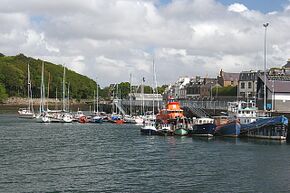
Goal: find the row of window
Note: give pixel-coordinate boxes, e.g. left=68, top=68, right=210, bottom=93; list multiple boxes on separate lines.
left=240, top=81, right=256, bottom=89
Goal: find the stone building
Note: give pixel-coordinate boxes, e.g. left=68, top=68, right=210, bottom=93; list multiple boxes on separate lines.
left=238, top=71, right=257, bottom=99
left=218, top=69, right=239, bottom=87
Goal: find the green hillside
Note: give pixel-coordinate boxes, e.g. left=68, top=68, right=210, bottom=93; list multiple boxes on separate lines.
left=0, top=53, right=98, bottom=101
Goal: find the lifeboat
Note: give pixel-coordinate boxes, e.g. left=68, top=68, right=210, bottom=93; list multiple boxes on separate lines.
left=156, top=98, right=184, bottom=122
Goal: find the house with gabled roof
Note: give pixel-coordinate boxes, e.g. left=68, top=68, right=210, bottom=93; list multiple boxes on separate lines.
left=217, top=69, right=240, bottom=87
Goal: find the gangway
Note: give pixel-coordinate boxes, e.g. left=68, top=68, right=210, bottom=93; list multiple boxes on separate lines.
left=113, top=99, right=127, bottom=116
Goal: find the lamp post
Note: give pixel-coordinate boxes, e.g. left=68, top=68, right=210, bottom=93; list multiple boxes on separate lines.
left=272, top=79, right=275, bottom=111
left=263, top=22, right=269, bottom=111
left=210, top=85, right=213, bottom=101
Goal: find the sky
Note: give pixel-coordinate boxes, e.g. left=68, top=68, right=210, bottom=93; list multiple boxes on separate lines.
left=1, top=0, right=290, bottom=87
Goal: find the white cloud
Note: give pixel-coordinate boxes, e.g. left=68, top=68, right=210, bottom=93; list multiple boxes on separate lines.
left=1, top=0, right=290, bottom=87
left=228, top=3, right=248, bottom=13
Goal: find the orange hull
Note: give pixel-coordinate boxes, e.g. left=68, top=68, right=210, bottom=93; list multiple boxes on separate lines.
left=115, top=119, right=124, bottom=124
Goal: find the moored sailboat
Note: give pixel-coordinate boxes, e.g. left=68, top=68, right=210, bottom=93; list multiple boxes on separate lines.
left=18, top=63, right=35, bottom=119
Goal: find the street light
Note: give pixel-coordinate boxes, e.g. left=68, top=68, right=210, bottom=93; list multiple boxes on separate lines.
left=263, top=22, right=269, bottom=111
left=272, top=79, right=275, bottom=111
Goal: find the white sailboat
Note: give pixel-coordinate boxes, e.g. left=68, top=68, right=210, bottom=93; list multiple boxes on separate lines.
left=37, top=64, right=73, bottom=123
left=58, top=65, right=73, bottom=123
left=36, top=61, right=51, bottom=123
left=141, top=60, right=158, bottom=135
left=18, top=62, right=35, bottom=119
left=91, top=79, right=103, bottom=123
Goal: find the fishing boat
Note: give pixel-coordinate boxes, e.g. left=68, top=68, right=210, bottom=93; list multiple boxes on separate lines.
left=227, top=101, right=257, bottom=124
left=140, top=119, right=157, bottom=135
left=240, top=116, right=288, bottom=140
left=156, top=123, right=174, bottom=136
left=173, top=117, right=191, bottom=136
left=214, top=101, right=257, bottom=137
left=214, top=119, right=241, bottom=137
left=190, top=117, right=215, bottom=137
left=18, top=63, right=35, bottom=119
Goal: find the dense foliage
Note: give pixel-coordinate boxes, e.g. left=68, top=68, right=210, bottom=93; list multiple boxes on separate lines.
left=0, top=53, right=167, bottom=100
left=0, top=54, right=99, bottom=100
left=212, top=86, right=237, bottom=96
left=0, top=83, right=8, bottom=103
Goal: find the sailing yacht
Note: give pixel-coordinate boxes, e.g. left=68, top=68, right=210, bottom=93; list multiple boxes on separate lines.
left=90, top=78, right=103, bottom=123
left=140, top=60, right=158, bottom=135
left=37, top=64, right=73, bottom=123
left=35, top=61, right=50, bottom=122
left=18, top=63, right=35, bottom=119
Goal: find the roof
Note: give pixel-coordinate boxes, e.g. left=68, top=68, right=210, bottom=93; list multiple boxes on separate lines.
left=239, top=71, right=257, bottom=81
left=283, top=60, right=290, bottom=68
left=222, top=72, right=240, bottom=81
left=258, top=73, right=290, bottom=93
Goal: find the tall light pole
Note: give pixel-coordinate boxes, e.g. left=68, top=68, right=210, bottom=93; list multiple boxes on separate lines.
left=263, top=22, right=269, bottom=111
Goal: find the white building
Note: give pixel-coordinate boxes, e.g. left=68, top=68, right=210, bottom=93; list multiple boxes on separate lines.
left=165, top=76, right=190, bottom=99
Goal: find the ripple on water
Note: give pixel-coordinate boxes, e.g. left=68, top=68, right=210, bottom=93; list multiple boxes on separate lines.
left=1, top=115, right=290, bottom=192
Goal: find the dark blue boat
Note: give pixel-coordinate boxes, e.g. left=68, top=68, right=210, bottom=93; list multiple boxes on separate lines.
left=215, top=120, right=241, bottom=137
left=190, top=123, right=216, bottom=137
left=240, top=116, right=288, bottom=140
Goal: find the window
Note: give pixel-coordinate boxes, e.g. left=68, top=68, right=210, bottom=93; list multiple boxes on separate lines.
left=248, top=82, right=252, bottom=89
left=241, top=82, right=245, bottom=89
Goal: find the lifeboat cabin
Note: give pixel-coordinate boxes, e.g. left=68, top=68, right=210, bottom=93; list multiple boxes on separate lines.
left=157, top=99, right=184, bottom=122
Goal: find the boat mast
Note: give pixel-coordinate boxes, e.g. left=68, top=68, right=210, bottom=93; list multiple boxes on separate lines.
left=62, top=65, right=66, bottom=112
left=93, top=90, right=96, bottom=113
left=129, top=73, right=132, bottom=116
left=96, top=78, right=99, bottom=114
left=47, top=72, right=50, bottom=110
left=116, top=83, right=119, bottom=114
left=152, top=59, right=155, bottom=117
left=55, top=88, right=58, bottom=110
left=27, top=62, right=31, bottom=111
left=28, top=63, right=34, bottom=114
left=141, top=77, right=145, bottom=116
left=153, top=58, right=159, bottom=112
left=40, top=61, right=45, bottom=113
left=67, top=82, right=70, bottom=112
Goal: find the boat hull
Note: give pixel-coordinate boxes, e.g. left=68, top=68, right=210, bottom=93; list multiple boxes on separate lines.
left=190, top=123, right=215, bottom=137
left=18, top=114, right=35, bottom=119
left=140, top=128, right=158, bottom=135
left=240, top=116, right=288, bottom=140
left=91, top=118, right=103, bottom=123
left=174, top=128, right=188, bottom=136
left=215, top=121, right=241, bottom=137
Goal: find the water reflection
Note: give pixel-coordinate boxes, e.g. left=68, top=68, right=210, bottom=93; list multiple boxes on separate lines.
left=239, top=137, right=287, bottom=145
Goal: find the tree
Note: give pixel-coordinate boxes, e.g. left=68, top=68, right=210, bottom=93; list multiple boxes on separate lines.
left=157, top=85, right=168, bottom=94
left=212, top=86, right=237, bottom=96
left=0, top=83, right=8, bottom=103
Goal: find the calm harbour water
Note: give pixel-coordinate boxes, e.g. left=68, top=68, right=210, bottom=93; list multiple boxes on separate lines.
left=1, top=114, right=290, bottom=192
